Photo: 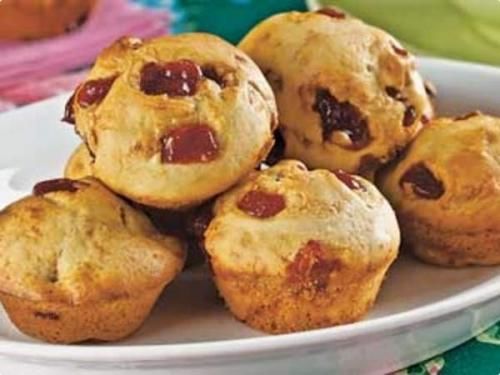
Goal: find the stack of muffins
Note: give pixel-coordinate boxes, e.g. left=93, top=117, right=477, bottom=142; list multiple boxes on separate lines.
left=0, top=7, right=498, bottom=344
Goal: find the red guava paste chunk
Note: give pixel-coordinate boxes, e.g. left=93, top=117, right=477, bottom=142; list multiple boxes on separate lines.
left=77, top=76, right=117, bottom=108
left=62, top=92, right=76, bottom=124
left=400, top=163, right=444, bottom=199
left=391, top=42, right=409, bottom=57
left=333, top=169, right=363, bottom=190
left=313, top=89, right=370, bottom=148
left=403, top=105, right=417, bottom=127
left=140, top=60, right=202, bottom=96
left=237, top=190, right=285, bottom=218
left=287, top=240, right=340, bottom=290
left=161, top=124, right=219, bottom=164
left=316, top=8, right=346, bottom=19
left=202, top=65, right=225, bottom=88
left=33, top=178, right=85, bottom=196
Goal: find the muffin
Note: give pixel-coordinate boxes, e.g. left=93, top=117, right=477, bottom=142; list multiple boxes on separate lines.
left=205, top=160, right=400, bottom=333
left=64, top=148, right=207, bottom=267
left=0, top=0, right=96, bottom=40
left=379, top=113, right=500, bottom=266
left=0, top=177, right=185, bottom=343
left=239, top=9, right=434, bottom=179
left=64, top=144, right=94, bottom=179
left=67, top=34, right=277, bottom=209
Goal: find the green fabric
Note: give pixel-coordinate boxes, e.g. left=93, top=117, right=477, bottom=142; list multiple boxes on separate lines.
left=174, top=1, right=500, bottom=373
left=174, top=0, right=306, bottom=44
left=312, top=0, right=500, bottom=66
left=395, top=324, right=500, bottom=375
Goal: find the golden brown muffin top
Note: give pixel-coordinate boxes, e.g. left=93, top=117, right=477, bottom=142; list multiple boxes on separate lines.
left=205, top=160, right=399, bottom=277
left=70, top=34, right=277, bottom=209
left=379, top=113, right=500, bottom=232
left=239, top=10, right=433, bottom=178
left=0, top=177, right=185, bottom=305
left=64, top=144, right=94, bottom=180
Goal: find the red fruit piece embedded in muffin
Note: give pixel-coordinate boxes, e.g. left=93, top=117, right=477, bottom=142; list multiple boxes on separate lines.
left=33, top=178, right=87, bottom=196
left=333, top=169, right=363, bottom=190
left=62, top=92, right=76, bottom=124
left=385, top=87, right=419, bottom=127
left=385, top=86, right=405, bottom=101
left=313, top=89, right=370, bottom=149
left=237, top=190, right=285, bottom=218
left=160, top=124, right=219, bottom=164
left=316, top=8, right=346, bottom=19
left=400, top=163, right=444, bottom=199
left=403, top=105, right=417, bottom=127
left=201, top=65, right=225, bottom=88
left=140, top=60, right=202, bottom=96
left=454, top=111, right=481, bottom=121
left=77, top=76, right=117, bottom=108
left=287, top=240, right=340, bottom=290
left=391, top=42, right=409, bottom=57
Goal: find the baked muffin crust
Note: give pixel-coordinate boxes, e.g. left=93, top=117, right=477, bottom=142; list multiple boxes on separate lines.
left=239, top=10, right=433, bottom=178
left=0, top=177, right=185, bottom=342
left=379, top=113, right=500, bottom=266
left=205, top=160, right=400, bottom=332
left=70, top=34, right=277, bottom=209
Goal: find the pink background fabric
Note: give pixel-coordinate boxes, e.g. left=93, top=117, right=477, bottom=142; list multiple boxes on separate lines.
left=0, top=0, right=169, bottom=110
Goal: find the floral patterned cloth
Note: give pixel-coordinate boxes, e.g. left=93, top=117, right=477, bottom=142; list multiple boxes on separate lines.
left=2, top=1, right=500, bottom=373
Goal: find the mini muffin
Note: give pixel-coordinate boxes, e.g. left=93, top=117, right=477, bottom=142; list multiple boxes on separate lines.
left=64, top=143, right=94, bottom=179
left=0, top=177, right=185, bottom=343
left=0, top=0, right=96, bottom=40
left=66, top=34, right=277, bottom=209
left=239, top=9, right=434, bottom=178
left=205, top=160, right=400, bottom=333
left=379, top=113, right=500, bottom=267
left=64, top=149, right=206, bottom=267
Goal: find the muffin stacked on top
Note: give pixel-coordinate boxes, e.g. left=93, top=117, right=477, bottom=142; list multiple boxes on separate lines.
left=66, top=33, right=277, bottom=209
left=239, top=8, right=434, bottom=179
left=3, top=7, right=493, bottom=343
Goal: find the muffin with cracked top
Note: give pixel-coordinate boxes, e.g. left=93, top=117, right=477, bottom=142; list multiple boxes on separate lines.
left=0, top=177, right=185, bottom=343
left=379, top=113, right=500, bottom=266
left=205, top=160, right=400, bottom=333
left=239, top=9, right=434, bottom=179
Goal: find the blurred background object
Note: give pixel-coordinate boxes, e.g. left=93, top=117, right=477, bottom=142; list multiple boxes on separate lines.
left=0, top=0, right=98, bottom=40
left=0, top=0, right=169, bottom=110
left=308, top=0, right=500, bottom=66
left=172, top=0, right=306, bottom=43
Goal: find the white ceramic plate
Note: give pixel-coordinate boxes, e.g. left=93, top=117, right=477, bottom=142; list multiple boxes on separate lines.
left=0, top=58, right=499, bottom=375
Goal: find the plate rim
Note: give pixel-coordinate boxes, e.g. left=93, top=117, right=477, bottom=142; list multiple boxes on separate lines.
left=0, top=57, right=500, bottom=363
left=0, top=277, right=498, bottom=363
